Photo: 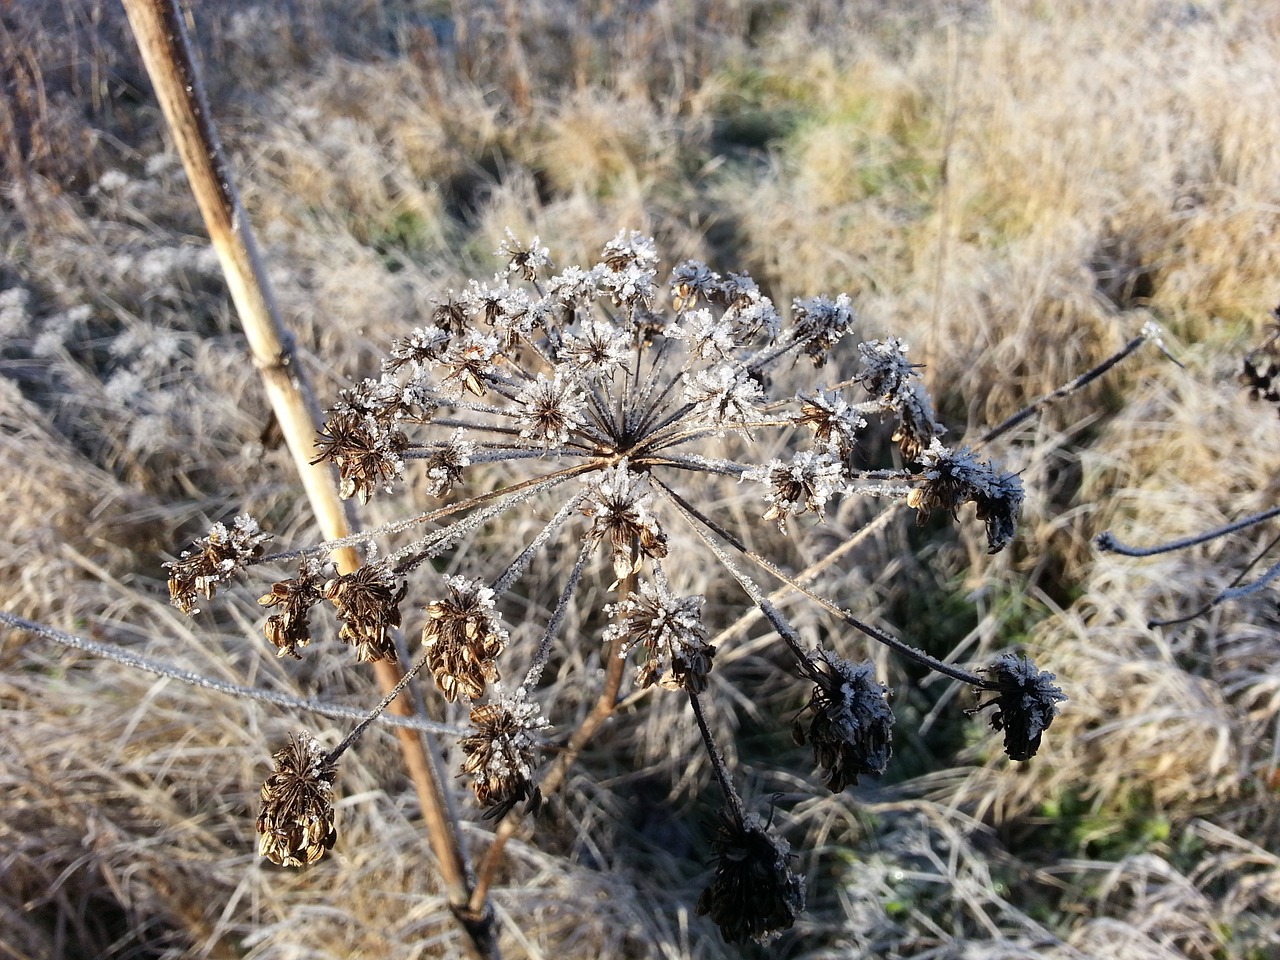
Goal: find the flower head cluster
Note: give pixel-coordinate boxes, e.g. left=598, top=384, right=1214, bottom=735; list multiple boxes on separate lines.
left=605, top=579, right=715, bottom=692
left=165, top=514, right=270, bottom=614
left=794, top=650, right=894, bottom=791
left=258, top=557, right=329, bottom=658
left=973, top=653, right=1067, bottom=760
left=908, top=440, right=1025, bottom=553
left=746, top=451, right=846, bottom=533
left=323, top=562, right=407, bottom=663
left=583, top=465, right=669, bottom=584
left=422, top=576, right=509, bottom=702
left=697, top=810, right=806, bottom=944
left=858, top=337, right=943, bottom=459
left=256, top=732, right=337, bottom=867
left=459, top=687, right=549, bottom=819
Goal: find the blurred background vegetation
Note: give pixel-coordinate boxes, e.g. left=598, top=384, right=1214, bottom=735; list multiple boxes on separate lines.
left=2, top=1, right=1278, bottom=957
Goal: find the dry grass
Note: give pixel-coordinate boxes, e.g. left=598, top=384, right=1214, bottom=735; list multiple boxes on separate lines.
left=3, top=0, right=1279, bottom=956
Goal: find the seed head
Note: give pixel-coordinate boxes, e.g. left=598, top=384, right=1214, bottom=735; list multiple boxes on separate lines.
left=794, top=650, right=894, bottom=791
left=514, top=373, right=585, bottom=446
left=606, top=580, right=716, bottom=693
left=972, top=653, right=1067, bottom=761
left=795, top=389, right=865, bottom=459
left=746, top=451, right=846, bottom=533
left=258, top=557, right=328, bottom=659
left=256, top=732, right=337, bottom=867
left=496, top=228, right=552, bottom=281
left=697, top=810, right=806, bottom=944
left=791, top=293, right=855, bottom=367
left=459, top=687, right=549, bottom=819
left=422, top=576, right=509, bottom=702
left=323, top=562, right=407, bottom=663
left=582, top=464, right=669, bottom=584
left=312, top=405, right=408, bottom=504
left=908, top=440, right=1024, bottom=553
left=165, top=514, right=270, bottom=614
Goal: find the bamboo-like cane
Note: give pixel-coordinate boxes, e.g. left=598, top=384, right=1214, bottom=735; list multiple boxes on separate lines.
left=118, top=3, right=494, bottom=956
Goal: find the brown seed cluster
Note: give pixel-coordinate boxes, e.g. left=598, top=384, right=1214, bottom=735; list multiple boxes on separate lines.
left=165, top=515, right=270, bottom=614
left=607, top=580, right=715, bottom=693
left=907, top=441, right=1025, bottom=554
left=258, top=557, right=328, bottom=659
left=696, top=810, right=806, bottom=944
left=458, top=691, right=548, bottom=819
left=256, top=732, right=337, bottom=867
left=582, top=464, right=668, bottom=584
left=323, top=562, right=407, bottom=663
left=794, top=650, right=894, bottom=792
left=422, top=576, right=509, bottom=701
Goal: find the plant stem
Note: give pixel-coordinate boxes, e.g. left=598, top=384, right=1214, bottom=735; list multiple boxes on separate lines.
left=118, top=2, right=490, bottom=954
left=467, top=555, right=634, bottom=916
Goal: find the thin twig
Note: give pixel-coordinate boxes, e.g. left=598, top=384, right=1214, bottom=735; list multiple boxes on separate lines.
left=0, top=612, right=466, bottom=737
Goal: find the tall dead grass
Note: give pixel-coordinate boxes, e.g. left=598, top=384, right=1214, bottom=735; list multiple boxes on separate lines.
left=3, top=0, right=1279, bottom=956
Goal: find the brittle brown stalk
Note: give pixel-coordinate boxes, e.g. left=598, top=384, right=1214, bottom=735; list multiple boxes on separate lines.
left=467, top=557, right=635, bottom=917
left=119, top=3, right=491, bottom=954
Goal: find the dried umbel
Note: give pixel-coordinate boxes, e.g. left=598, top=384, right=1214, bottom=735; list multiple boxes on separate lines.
left=908, top=440, right=1026, bottom=554
left=165, top=514, right=270, bottom=614
left=323, top=562, right=407, bottom=663
left=459, top=688, right=549, bottom=819
left=422, top=576, right=509, bottom=702
left=258, top=557, right=328, bottom=659
left=794, top=650, right=894, bottom=791
left=162, top=229, right=1108, bottom=940
left=696, top=810, right=806, bottom=944
left=256, top=732, right=338, bottom=867
left=605, top=578, right=715, bottom=693
left=972, top=653, right=1067, bottom=761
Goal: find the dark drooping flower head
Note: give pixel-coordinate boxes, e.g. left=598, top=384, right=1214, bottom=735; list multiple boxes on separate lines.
left=794, top=649, right=894, bottom=791
left=697, top=809, right=806, bottom=944
left=256, top=732, right=338, bottom=867
left=973, top=653, right=1067, bottom=761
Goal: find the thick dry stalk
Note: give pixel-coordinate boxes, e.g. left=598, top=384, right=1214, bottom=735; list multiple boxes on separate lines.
left=119, top=2, right=490, bottom=955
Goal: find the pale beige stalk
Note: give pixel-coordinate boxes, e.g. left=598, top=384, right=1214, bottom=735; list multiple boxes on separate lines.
left=118, top=2, right=492, bottom=956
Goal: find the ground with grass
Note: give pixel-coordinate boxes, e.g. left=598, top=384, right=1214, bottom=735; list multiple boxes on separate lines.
left=2, top=1, right=1278, bottom=957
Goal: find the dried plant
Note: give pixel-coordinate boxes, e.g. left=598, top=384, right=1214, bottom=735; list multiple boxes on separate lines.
left=1096, top=315, right=1280, bottom=627
left=156, top=229, right=1094, bottom=944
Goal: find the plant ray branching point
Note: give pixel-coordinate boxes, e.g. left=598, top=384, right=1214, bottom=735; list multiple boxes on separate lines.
left=163, top=228, right=1086, bottom=942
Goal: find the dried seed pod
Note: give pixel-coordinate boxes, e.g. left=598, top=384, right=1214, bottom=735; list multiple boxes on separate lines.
left=422, top=576, right=509, bottom=702
left=972, top=653, right=1067, bottom=761
left=256, top=732, right=337, bottom=867
left=459, top=688, right=548, bottom=819
left=258, top=557, right=328, bottom=659
left=606, top=580, right=715, bottom=693
left=794, top=650, right=894, bottom=791
left=697, top=810, right=806, bottom=944
left=165, top=515, right=270, bottom=615
left=323, top=563, right=406, bottom=663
